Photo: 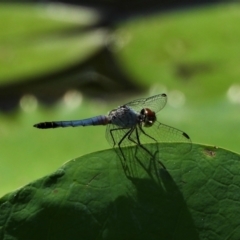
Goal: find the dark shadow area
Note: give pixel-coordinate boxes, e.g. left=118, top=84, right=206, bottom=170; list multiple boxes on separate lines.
left=106, top=175, right=200, bottom=240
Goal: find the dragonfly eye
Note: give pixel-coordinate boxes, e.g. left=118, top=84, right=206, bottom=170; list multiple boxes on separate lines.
left=143, top=108, right=156, bottom=127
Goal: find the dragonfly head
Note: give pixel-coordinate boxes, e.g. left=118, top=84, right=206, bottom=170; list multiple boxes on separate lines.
left=140, top=108, right=156, bottom=127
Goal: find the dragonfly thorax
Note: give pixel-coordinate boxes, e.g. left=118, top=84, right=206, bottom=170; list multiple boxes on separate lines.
left=109, top=105, right=139, bottom=128
left=139, top=108, right=156, bottom=127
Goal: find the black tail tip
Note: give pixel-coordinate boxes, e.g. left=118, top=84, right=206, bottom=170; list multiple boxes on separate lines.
left=33, top=122, right=58, bottom=129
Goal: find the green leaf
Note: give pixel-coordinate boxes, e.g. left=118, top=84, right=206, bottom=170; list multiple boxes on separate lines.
left=114, top=4, right=240, bottom=103
left=0, top=3, right=104, bottom=83
left=1, top=143, right=240, bottom=240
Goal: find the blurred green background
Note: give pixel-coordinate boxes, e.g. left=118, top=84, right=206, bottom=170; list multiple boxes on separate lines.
left=1, top=2, right=240, bottom=197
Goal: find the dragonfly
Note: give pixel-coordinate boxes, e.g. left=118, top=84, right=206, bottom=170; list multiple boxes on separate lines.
left=34, top=93, right=191, bottom=175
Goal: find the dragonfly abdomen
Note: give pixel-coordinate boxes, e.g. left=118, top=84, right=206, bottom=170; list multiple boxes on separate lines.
left=33, top=115, right=109, bottom=129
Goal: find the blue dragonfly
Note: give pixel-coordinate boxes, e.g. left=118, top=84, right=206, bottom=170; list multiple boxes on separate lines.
left=34, top=93, right=191, bottom=174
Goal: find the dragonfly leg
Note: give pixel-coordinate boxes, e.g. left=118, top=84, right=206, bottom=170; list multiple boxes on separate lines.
left=128, top=126, right=166, bottom=170
left=109, top=127, right=131, bottom=148
left=128, top=126, right=155, bottom=159
left=109, top=127, right=134, bottom=176
left=130, top=127, right=165, bottom=184
left=138, top=125, right=157, bottom=142
left=109, top=127, right=133, bottom=157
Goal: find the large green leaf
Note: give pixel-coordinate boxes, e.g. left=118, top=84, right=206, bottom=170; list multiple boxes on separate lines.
left=1, top=143, right=240, bottom=240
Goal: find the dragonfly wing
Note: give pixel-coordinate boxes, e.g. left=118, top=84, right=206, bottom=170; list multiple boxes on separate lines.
left=125, top=93, right=167, bottom=114
left=139, top=121, right=192, bottom=154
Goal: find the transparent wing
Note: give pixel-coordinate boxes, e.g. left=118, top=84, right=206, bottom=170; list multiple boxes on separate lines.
left=139, top=121, right=192, bottom=154
left=124, top=93, right=167, bottom=114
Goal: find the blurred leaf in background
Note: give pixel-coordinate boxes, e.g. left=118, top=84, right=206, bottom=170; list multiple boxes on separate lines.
left=0, top=3, right=102, bottom=82
left=113, top=4, right=240, bottom=103
left=0, top=3, right=138, bottom=110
